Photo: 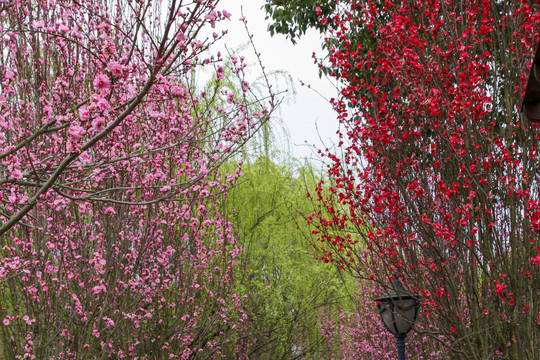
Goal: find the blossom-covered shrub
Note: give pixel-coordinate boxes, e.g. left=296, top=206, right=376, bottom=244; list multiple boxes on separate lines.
left=0, top=0, right=274, bottom=358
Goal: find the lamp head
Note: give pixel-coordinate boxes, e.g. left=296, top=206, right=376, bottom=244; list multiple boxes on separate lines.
left=374, top=276, right=420, bottom=337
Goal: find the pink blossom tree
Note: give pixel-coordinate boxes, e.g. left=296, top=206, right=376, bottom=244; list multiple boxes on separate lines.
left=0, top=0, right=275, bottom=358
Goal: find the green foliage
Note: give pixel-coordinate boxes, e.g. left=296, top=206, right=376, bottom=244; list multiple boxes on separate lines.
left=263, top=0, right=384, bottom=94
left=264, top=0, right=337, bottom=43
left=226, top=156, right=354, bottom=358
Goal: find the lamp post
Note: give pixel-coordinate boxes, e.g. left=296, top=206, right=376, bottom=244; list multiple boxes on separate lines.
left=374, top=275, right=420, bottom=360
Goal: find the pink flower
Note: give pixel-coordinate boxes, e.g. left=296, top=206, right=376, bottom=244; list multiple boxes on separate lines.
left=107, top=61, right=123, bottom=76
left=32, top=20, right=45, bottom=29
left=223, top=10, right=232, bottom=20
left=91, top=284, right=106, bottom=295
left=23, top=315, right=35, bottom=325
left=79, top=107, right=90, bottom=121
left=205, top=10, right=217, bottom=21
left=11, top=169, right=22, bottom=179
left=171, top=85, right=187, bottom=97
left=68, top=123, right=86, bottom=141
left=104, top=317, right=115, bottom=327
left=205, top=10, right=217, bottom=28
left=96, top=98, right=109, bottom=111
left=5, top=70, right=16, bottom=81
left=2, top=318, right=9, bottom=326
left=91, top=116, right=105, bottom=132
left=176, top=31, right=186, bottom=43
left=58, top=23, right=69, bottom=33
left=93, top=74, right=110, bottom=90
left=104, top=207, right=115, bottom=215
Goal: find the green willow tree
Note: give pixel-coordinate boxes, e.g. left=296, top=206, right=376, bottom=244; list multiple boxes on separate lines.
left=199, top=41, right=355, bottom=359
left=225, top=156, right=355, bottom=359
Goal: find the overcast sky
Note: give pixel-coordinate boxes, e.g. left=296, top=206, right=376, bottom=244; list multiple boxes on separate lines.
left=213, top=0, right=339, bottom=161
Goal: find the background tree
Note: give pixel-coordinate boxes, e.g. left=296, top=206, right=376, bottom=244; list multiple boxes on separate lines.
left=225, top=156, right=355, bottom=359
left=205, top=47, right=358, bottom=357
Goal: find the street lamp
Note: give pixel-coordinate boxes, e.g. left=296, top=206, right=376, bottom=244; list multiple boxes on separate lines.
left=374, top=275, right=420, bottom=360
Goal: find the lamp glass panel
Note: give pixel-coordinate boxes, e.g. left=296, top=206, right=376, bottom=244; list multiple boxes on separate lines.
left=403, top=298, right=418, bottom=323
left=394, top=310, right=413, bottom=334
left=393, top=298, right=416, bottom=334
left=379, top=301, right=398, bottom=335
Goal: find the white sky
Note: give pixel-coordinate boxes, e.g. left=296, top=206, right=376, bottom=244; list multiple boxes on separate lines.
left=214, top=0, right=339, bottom=161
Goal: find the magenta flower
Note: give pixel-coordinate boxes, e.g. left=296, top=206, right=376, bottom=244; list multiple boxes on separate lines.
left=68, top=124, right=86, bottom=141
left=79, top=107, right=90, bottom=121
left=93, top=74, right=110, bottom=90
left=11, top=169, right=22, bottom=179
left=108, top=61, right=123, bottom=76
